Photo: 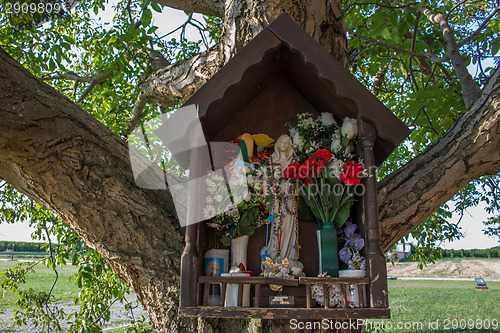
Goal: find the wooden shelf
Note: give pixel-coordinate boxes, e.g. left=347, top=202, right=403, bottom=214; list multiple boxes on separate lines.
left=199, top=276, right=299, bottom=286
left=179, top=306, right=391, bottom=319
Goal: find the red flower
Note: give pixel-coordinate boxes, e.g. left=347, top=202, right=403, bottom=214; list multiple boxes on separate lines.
left=339, top=161, right=364, bottom=186
left=298, top=159, right=314, bottom=179
left=339, top=173, right=361, bottom=186
left=304, top=177, right=311, bottom=185
left=284, top=163, right=301, bottom=179
left=313, top=149, right=333, bottom=161
left=315, top=159, right=326, bottom=167
left=343, top=161, right=364, bottom=178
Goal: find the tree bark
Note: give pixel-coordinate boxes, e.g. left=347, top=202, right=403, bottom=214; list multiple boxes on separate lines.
left=152, top=0, right=225, bottom=17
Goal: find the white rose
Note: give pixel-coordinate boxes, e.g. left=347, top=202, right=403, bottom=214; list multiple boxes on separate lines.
left=214, top=195, right=223, bottom=203
left=320, top=112, right=335, bottom=126
left=206, top=196, right=213, bottom=204
left=292, top=132, right=304, bottom=148
left=207, top=187, right=216, bottom=194
left=254, top=182, right=262, bottom=191
left=247, top=175, right=255, bottom=185
left=331, top=138, right=342, bottom=153
left=341, top=117, right=358, bottom=139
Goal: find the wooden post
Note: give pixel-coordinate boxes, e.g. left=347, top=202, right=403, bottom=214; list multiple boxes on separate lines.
left=180, top=223, right=198, bottom=307
left=359, top=119, right=389, bottom=308
left=255, top=284, right=261, bottom=307
left=306, top=284, right=312, bottom=309
left=341, top=284, right=348, bottom=308
left=220, top=283, right=227, bottom=306
left=358, top=284, right=366, bottom=308
left=323, top=284, right=330, bottom=308
left=180, top=140, right=205, bottom=307
left=237, top=284, right=244, bottom=307
left=203, top=283, right=209, bottom=306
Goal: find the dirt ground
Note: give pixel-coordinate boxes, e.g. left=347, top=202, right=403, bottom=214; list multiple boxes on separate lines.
left=386, top=259, right=500, bottom=279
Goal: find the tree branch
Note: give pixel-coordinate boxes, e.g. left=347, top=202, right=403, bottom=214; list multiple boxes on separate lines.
left=415, top=5, right=482, bottom=108
left=138, top=44, right=222, bottom=108
left=457, top=6, right=500, bottom=48
left=43, top=72, right=92, bottom=83
left=77, top=70, right=114, bottom=103
left=346, top=27, right=448, bottom=63
left=124, top=91, right=148, bottom=136
left=0, top=48, right=184, bottom=328
left=151, top=0, right=224, bottom=17
left=378, top=65, right=500, bottom=251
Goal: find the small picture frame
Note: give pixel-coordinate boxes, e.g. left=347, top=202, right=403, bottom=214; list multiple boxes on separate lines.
left=204, top=257, right=224, bottom=276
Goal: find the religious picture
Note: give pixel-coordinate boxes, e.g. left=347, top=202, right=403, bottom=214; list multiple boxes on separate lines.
left=204, top=257, right=224, bottom=276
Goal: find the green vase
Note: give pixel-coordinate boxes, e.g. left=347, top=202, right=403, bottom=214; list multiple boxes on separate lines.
left=317, top=223, right=339, bottom=277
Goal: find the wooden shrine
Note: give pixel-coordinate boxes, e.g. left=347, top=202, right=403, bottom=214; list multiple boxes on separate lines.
left=178, top=13, right=410, bottom=319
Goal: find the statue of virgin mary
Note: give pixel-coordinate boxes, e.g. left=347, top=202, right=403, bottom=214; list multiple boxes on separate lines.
left=265, top=134, right=303, bottom=272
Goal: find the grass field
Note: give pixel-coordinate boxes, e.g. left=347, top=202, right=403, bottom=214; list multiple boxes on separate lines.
left=366, top=279, right=500, bottom=332
left=0, top=259, right=80, bottom=312
left=1, top=259, right=499, bottom=332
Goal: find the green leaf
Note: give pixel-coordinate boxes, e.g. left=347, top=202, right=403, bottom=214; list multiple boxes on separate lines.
left=147, top=26, right=159, bottom=34
left=221, top=235, right=232, bottom=247
left=141, top=9, right=153, bottom=27
left=333, top=199, right=353, bottom=229
left=107, top=34, right=118, bottom=45
left=492, top=39, right=500, bottom=56
left=151, top=2, right=162, bottom=12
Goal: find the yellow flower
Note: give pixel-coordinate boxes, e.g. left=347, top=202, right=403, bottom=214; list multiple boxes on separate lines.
left=252, top=134, right=275, bottom=152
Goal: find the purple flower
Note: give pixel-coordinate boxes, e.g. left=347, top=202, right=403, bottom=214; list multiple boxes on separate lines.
left=339, top=247, right=352, bottom=263
left=354, top=237, right=364, bottom=250
left=344, top=222, right=357, bottom=237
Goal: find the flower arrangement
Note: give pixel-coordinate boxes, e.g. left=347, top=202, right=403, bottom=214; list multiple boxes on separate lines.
left=339, top=222, right=366, bottom=270
left=283, top=113, right=366, bottom=229
left=287, top=112, right=357, bottom=162
left=203, top=162, right=268, bottom=246
left=310, top=273, right=342, bottom=307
